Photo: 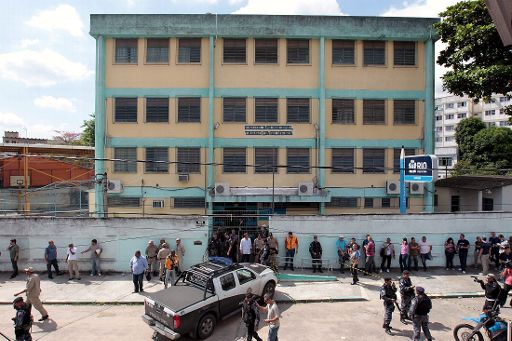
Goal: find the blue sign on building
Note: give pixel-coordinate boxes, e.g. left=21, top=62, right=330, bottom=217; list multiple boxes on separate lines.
left=404, top=155, right=438, bottom=182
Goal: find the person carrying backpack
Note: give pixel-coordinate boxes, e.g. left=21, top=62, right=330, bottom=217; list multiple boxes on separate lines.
left=241, top=291, right=262, bottom=341
left=408, top=286, right=432, bottom=341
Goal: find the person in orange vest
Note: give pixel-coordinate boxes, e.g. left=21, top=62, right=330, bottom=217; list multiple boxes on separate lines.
left=164, top=250, right=179, bottom=289
left=284, top=232, right=298, bottom=271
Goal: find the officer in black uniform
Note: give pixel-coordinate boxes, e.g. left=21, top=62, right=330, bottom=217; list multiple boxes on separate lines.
left=475, top=274, right=502, bottom=310
left=399, top=270, right=415, bottom=324
left=409, top=286, right=432, bottom=341
left=380, top=277, right=397, bottom=335
left=12, top=296, right=32, bottom=341
left=309, top=236, right=323, bottom=273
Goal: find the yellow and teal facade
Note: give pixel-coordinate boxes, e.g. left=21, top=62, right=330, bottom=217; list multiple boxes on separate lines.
left=90, top=14, right=439, bottom=218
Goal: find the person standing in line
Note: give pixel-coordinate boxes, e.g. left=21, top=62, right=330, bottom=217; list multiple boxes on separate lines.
left=418, top=236, right=432, bottom=271
left=408, top=286, right=433, bottom=341
left=479, top=237, right=491, bottom=274
left=399, top=238, right=409, bottom=273
left=399, top=270, right=415, bottom=324
left=350, top=244, right=361, bottom=285
left=129, top=250, right=148, bottom=293
left=14, top=267, right=49, bottom=321
left=408, top=237, right=419, bottom=272
left=284, top=232, right=298, bottom=271
left=8, top=239, right=20, bottom=279
left=240, top=233, right=252, bottom=263
left=157, top=239, right=166, bottom=252
left=444, top=237, right=456, bottom=270
left=164, top=250, right=179, bottom=289
left=242, top=291, right=262, bottom=341
left=364, top=236, right=376, bottom=275
left=474, top=236, right=483, bottom=269
left=380, top=238, right=395, bottom=273
left=257, top=293, right=280, bottom=341
left=499, top=262, right=512, bottom=307
left=44, top=240, right=60, bottom=279
left=253, top=234, right=265, bottom=264
left=175, top=238, right=185, bottom=275
left=456, top=233, right=470, bottom=274
left=157, top=243, right=171, bottom=281
left=380, top=277, right=397, bottom=335
left=208, top=233, right=221, bottom=257
left=81, top=239, right=102, bottom=277
left=489, top=232, right=501, bottom=269
left=227, top=231, right=239, bottom=263
left=309, top=235, right=323, bottom=273
left=66, top=243, right=80, bottom=280
left=336, top=235, right=348, bottom=273
left=12, top=297, right=32, bottom=341
left=362, top=234, right=370, bottom=268
left=259, top=224, right=269, bottom=239
left=267, top=233, right=279, bottom=269
left=145, top=240, right=158, bottom=277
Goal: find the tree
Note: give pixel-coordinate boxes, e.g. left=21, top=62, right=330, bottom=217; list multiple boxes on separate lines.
left=454, top=117, right=486, bottom=160
left=80, top=113, right=95, bottom=147
left=53, top=131, right=81, bottom=145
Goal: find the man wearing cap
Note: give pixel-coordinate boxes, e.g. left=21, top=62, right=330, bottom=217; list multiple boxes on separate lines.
left=145, top=240, right=158, bottom=277
left=408, top=286, right=432, bottom=341
left=399, top=270, right=415, bottom=324
left=475, top=274, right=502, bottom=310
left=380, top=277, right=397, bottom=335
left=336, top=235, right=348, bottom=273
left=14, top=267, right=49, bottom=321
left=175, top=238, right=185, bottom=275
left=44, top=240, right=60, bottom=279
left=12, top=296, right=32, bottom=341
left=8, top=239, right=20, bottom=279
left=309, top=235, right=323, bottom=273
left=157, top=243, right=171, bottom=280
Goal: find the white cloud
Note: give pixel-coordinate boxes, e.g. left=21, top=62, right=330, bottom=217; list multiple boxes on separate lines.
left=233, top=0, right=343, bottom=15
left=0, top=49, right=92, bottom=87
left=20, top=39, right=40, bottom=49
left=0, top=112, right=25, bottom=129
left=435, top=41, right=451, bottom=98
left=34, top=96, right=76, bottom=112
left=25, top=4, right=84, bottom=37
left=381, top=0, right=459, bottom=17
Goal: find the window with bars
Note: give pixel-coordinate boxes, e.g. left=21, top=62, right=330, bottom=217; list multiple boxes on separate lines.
left=331, top=148, right=354, bottom=173
left=223, top=39, right=246, bottom=63
left=287, top=98, right=310, bottom=123
left=363, top=41, right=385, bottom=65
left=178, top=38, right=201, bottom=63
left=327, top=197, right=359, bottom=208
left=393, top=41, right=415, bottom=66
left=255, top=39, right=278, bottom=64
left=115, top=39, right=138, bottom=63
left=287, top=148, right=310, bottom=173
left=177, top=97, right=201, bottom=122
left=177, top=147, right=200, bottom=173
left=114, top=147, right=137, bottom=173
left=394, top=100, right=416, bottom=124
left=254, top=148, right=278, bottom=173
left=332, top=99, right=355, bottom=124
left=223, top=148, right=246, bottom=173
left=223, top=98, right=246, bottom=122
left=381, top=198, right=391, bottom=208
left=152, top=200, right=165, bottom=208
left=255, top=98, right=278, bottom=123
left=115, top=98, right=137, bottom=123
left=393, top=148, right=415, bottom=173
left=364, top=198, right=374, bottom=208
left=146, top=98, right=169, bottom=122
left=108, top=196, right=141, bottom=207
left=173, top=197, right=205, bottom=208
left=287, top=39, right=309, bottom=64
left=332, top=40, right=355, bottom=65
left=363, top=100, right=385, bottom=124
left=146, top=38, right=169, bottom=63
left=145, top=148, right=169, bottom=173
left=363, top=148, right=385, bottom=173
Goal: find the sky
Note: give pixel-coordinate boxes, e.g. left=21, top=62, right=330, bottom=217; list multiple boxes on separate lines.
left=0, top=0, right=459, bottom=139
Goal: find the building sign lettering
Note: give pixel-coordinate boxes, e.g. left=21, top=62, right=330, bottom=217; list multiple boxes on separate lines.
left=244, top=125, right=293, bottom=136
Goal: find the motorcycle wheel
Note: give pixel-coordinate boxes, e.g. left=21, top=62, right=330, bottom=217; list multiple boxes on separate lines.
left=453, top=324, right=484, bottom=341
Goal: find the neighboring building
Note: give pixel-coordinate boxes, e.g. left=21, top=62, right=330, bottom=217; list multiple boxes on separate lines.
left=435, top=175, right=512, bottom=212
left=3, top=131, right=48, bottom=144
left=434, top=94, right=512, bottom=178
left=90, top=14, right=438, bottom=219
left=485, top=0, right=512, bottom=46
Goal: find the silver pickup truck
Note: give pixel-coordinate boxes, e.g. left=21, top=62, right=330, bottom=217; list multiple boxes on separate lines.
left=142, top=261, right=277, bottom=340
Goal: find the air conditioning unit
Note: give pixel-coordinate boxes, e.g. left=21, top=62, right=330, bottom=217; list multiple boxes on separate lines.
left=298, top=182, right=314, bottom=196
left=214, top=183, right=230, bottom=196
left=178, top=173, right=189, bottom=182
left=10, top=176, right=30, bottom=187
left=107, top=180, right=123, bottom=193
left=386, top=181, right=400, bottom=195
left=409, top=182, right=424, bottom=195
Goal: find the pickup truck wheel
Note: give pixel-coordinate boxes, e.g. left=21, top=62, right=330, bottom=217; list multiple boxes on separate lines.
left=196, top=313, right=216, bottom=339
left=262, top=281, right=276, bottom=298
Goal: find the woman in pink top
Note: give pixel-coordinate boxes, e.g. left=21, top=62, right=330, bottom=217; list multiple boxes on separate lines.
left=499, top=262, right=512, bottom=307
left=399, top=238, right=409, bottom=272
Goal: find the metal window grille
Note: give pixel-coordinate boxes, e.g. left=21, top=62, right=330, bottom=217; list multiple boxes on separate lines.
left=363, top=100, right=385, bottom=124
left=115, top=39, right=138, bottom=63
left=255, top=98, right=278, bottom=123
left=381, top=198, right=391, bottom=208
left=332, top=99, right=355, bottom=124
left=287, top=148, right=310, bottom=173
left=331, top=148, right=354, bottom=173
left=364, top=198, right=374, bottom=208
left=393, top=148, right=415, bottom=173
left=152, top=200, right=165, bottom=208
left=115, top=98, right=138, bottom=123
left=178, top=97, right=201, bottom=122
left=223, top=148, right=246, bottom=173
left=254, top=148, right=278, bottom=173
left=146, top=38, right=169, bottom=63
left=332, top=40, right=355, bottom=65
left=178, top=38, right=201, bottom=63
left=108, top=196, right=141, bottom=207
left=393, top=41, right=416, bottom=66
left=363, top=148, right=385, bottom=173
left=146, top=98, right=169, bottom=122
left=145, top=147, right=169, bottom=173
left=287, top=39, right=309, bottom=64
left=287, top=98, right=310, bottom=123
left=326, top=197, right=359, bottom=208
left=114, top=147, right=137, bottom=173
left=223, top=39, right=246, bottom=63
left=177, top=147, right=200, bottom=173
left=394, top=100, right=416, bottom=124
left=173, top=197, right=206, bottom=208
left=363, top=41, right=385, bottom=65
left=223, top=98, right=246, bottom=122
left=255, top=39, right=278, bottom=64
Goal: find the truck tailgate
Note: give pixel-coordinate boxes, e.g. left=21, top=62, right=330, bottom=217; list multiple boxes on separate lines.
left=145, top=285, right=208, bottom=312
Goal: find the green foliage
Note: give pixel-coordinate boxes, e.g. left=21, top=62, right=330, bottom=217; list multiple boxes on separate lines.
left=454, top=117, right=486, bottom=160
left=80, top=113, right=95, bottom=147
left=472, top=127, right=512, bottom=164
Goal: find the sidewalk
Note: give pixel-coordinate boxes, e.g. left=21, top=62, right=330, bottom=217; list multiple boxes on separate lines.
left=0, top=266, right=495, bottom=305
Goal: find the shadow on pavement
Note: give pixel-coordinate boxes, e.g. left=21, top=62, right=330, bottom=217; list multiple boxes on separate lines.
left=429, top=321, right=451, bottom=331
left=32, top=318, right=58, bottom=333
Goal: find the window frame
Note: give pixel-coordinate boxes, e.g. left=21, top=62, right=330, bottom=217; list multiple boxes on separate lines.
left=393, top=41, right=416, bottom=66
left=146, top=38, right=169, bottom=64
left=173, top=197, right=206, bottom=208
left=114, top=97, right=138, bottom=123
left=223, top=148, right=247, bottom=173
left=223, top=38, right=247, bottom=64
left=332, top=40, right=355, bottom=65
left=331, top=148, right=355, bottom=174
left=286, top=98, right=310, bottom=123
left=287, top=39, right=310, bottom=64
left=108, top=196, right=141, bottom=208
left=332, top=98, right=355, bottom=124
left=393, top=100, right=416, bottom=125
left=326, top=197, right=359, bottom=208
left=236, top=269, right=256, bottom=285
left=254, top=38, right=278, bottom=64
left=115, top=38, right=138, bottom=64
left=363, top=99, right=386, bottom=125
left=176, top=147, right=201, bottom=174
left=145, top=97, right=169, bottom=123
left=178, top=38, right=201, bottom=64
left=254, top=98, right=278, bottom=123
left=177, top=97, right=201, bottom=123
left=286, top=148, right=310, bottom=174
left=363, top=148, right=385, bottom=174
left=145, top=147, right=169, bottom=173
left=113, top=147, right=138, bottom=173
left=223, top=97, right=247, bottom=123
left=220, top=273, right=236, bottom=291
left=254, top=147, right=279, bottom=174
left=363, top=40, right=386, bottom=66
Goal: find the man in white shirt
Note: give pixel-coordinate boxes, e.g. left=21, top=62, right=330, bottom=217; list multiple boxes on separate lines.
left=418, top=236, right=432, bottom=271
left=257, top=293, right=280, bottom=341
left=239, top=233, right=252, bottom=263
left=66, top=243, right=80, bottom=280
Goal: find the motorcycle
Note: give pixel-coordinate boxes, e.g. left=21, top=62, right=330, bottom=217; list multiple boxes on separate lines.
left=453, top=307, right=508, bottom=341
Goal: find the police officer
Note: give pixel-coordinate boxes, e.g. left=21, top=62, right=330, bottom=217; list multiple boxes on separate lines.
left=409, top=286, right=432, bottom=341
left=242, top=291, right=262, bottom=341
left=475, top=274, right=502, bottom=310
left=309, top=235, right=323, bottom=273
left=12, top=296, right=32, bottom=341
left=380, top=277, right=397, bottom=335
left=399, top=270, right=415, bottom=324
